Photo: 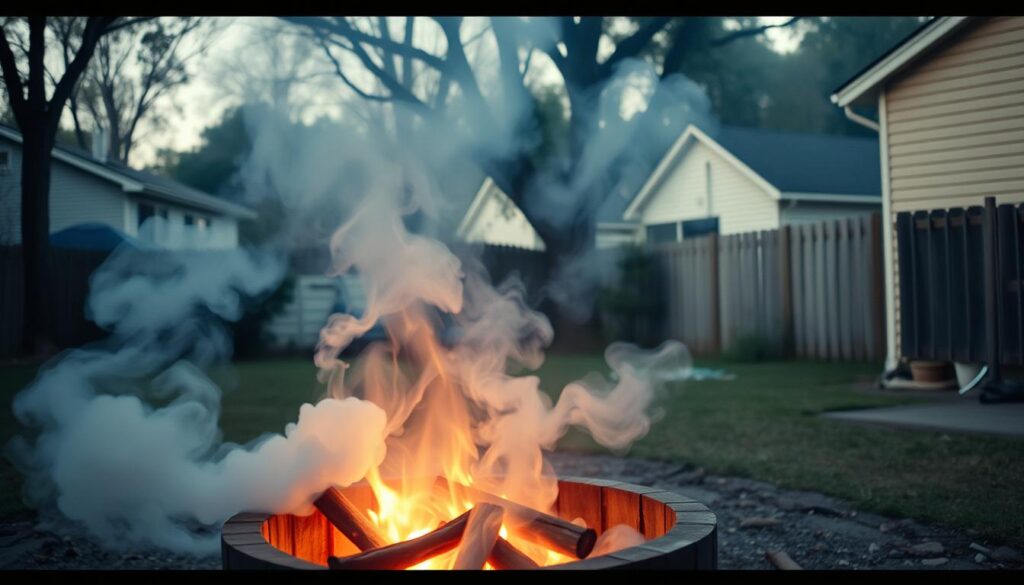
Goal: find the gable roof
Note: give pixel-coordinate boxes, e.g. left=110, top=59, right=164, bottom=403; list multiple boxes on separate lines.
left=831, top=17, right=972, bottom=108
left=0, top=124, right=256, bottom=220
left=624, top=123, right=880, bottom=220
left=456, top=177, right=547, bottom=251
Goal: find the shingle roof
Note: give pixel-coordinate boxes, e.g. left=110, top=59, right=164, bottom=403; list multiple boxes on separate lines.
left=712, top=125, right=881, bottom=196
left=0, top=123, right=256, bottom=219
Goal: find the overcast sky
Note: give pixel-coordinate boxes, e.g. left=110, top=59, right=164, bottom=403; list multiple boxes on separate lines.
left=130, top=17, right=804, bottom=168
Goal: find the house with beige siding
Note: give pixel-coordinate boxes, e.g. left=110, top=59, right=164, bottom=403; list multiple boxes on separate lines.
left=0, top=123, right=255, bottom=250
left=832, top=16, right=1024, bottom=373
left=621, top=124, right=881, bottom=244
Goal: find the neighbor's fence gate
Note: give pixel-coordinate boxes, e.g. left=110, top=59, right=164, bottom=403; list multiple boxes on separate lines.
left=652, top=213, right=886, bottom=360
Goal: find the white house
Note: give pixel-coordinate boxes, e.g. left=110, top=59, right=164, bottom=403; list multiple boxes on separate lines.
left=456, top=177, right=546, bottom=251
left=0, top=124, right=255, bottom=250
left=620, top=124, right=882, bottom=244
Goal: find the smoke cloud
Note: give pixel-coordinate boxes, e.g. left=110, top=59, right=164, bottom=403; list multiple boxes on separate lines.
left=5, top=18, right=704, bottom=560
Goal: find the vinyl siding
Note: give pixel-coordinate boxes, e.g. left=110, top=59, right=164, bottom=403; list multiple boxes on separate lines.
left=457, top=182, right=546, bottom=251
left=0, top=141, right=127, bottom=244
left=638, top=140, right=779, bottom=236
left=886, top=17, right=1024, bottom=214
left=127, top=195, right=240, bottom=249
left=882, top=16, right=1024, bottom=361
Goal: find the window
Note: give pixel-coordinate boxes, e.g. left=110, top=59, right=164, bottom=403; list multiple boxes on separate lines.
left=682, top=217, right=719, bottom=239
left=184, top=214, right=194, bottom=226
left=645, top=222, right=680, bottom=245
left=138, top=202, right=155, bottom=229
left=0, top=150, right=11, bottom=175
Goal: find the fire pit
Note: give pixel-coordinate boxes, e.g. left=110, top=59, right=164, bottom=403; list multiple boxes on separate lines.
left=221, top=477, right=717, bottom=570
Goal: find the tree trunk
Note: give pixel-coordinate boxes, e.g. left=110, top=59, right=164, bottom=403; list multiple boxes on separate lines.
left=19, top=123, right=56, bottom=356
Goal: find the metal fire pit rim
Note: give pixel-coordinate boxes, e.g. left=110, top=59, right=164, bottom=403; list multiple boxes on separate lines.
left=221, top=476, right=717, bottom=570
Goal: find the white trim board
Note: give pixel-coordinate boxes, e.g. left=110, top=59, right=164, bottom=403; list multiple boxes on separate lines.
left=831, top=17, right=971, bottom=108
left=781, top=192, right=881, bottom=204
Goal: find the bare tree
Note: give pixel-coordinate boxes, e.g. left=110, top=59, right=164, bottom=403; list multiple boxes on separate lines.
left=0, top=16, right=150, bottom=355
left=284, top=17, right=802, bottom=265
left=53, top=17, right=217, bottom=165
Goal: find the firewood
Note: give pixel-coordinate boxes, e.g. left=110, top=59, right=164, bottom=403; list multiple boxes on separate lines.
left=314, top=486, right=387, bottom=551
left=452, top=504, right=504, bottom=570
left=488, top=537, right=540, bottom=570
left=327, top=506, right=496, bottom=570
left=435, top=478, right=597, bottom=559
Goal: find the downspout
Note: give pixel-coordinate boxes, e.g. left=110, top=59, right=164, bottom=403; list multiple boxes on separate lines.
left=842, top=100, right=899, bottom=378
left=843, top=106, right=880, bottom=132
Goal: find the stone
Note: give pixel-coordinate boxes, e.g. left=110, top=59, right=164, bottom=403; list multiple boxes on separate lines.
left=921, top=557, right=948, bottom=567
left=868, top=543, right=880, bottom=554
left=969, top=542, right=992, bottom=555
left=879, top=521, right=897, bottom=533
left=990, top=546, right=1023, bottom=563
left=974, top=554, right=986, bottom=564
left=837, top=559, right=850, bottom=566
left=907, top=542, right=944, bottom=557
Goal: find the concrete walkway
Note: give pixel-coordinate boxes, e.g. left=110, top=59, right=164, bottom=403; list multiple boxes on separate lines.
left=823, top=400, right=1024, bottom=437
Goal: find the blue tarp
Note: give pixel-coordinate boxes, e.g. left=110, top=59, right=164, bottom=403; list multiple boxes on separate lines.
left=49, top=223, right=150, bottom=252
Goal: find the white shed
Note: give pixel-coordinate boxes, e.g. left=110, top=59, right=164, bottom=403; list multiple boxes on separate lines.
left=621, top=124, right=882, bottom=245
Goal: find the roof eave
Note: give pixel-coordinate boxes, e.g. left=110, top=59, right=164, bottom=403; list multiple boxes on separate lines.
left=781, top=192, right=882, bottom=204
left=831, top=17, right=971, bottom=108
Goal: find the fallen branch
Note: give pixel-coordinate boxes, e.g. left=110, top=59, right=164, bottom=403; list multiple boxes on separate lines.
left=765, top=550, right=803, bottom=570
left=314, top=487, right=387, bottom=551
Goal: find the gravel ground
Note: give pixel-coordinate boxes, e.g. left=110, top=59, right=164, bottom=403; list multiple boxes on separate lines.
left=1, top=453, right=1020, bottom=570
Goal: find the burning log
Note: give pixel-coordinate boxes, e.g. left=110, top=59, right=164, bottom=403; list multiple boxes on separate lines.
left=488, top=537, right=540, bottom=570
left=314, top=487, right=387, bottom=551
left=437, top=480, right=597, bottom=559
left=452, top=504, right=504, bottom=570
left=327, top=504, right=500, bottom=570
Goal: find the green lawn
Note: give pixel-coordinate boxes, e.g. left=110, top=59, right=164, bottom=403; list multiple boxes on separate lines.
left=2, top=355, right=1022, bottom=546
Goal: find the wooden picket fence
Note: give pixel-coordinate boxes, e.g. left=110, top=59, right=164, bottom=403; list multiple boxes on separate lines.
left=652, top=213, right=886, bottom=360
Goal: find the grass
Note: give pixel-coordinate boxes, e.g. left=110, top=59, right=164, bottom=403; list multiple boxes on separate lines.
left=2, top=354, right=1022, bottom=547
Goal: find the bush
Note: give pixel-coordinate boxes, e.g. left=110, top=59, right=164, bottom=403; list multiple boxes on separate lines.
left=597, top=245, right=661, bottom=345
left=231, top=273, right=295, bottom=360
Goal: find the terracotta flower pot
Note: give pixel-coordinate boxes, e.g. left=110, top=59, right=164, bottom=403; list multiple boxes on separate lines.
left=910, top=361, right=953, bottom=383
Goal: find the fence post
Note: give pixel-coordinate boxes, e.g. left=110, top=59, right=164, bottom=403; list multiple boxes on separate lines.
left=779, top=226, right=794, bottom=358
left=709, top=233, right=721, bottom=355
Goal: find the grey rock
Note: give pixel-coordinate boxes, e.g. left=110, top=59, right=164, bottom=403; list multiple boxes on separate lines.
left=868, top=543, right=880, bottom=554
left=921, top=557, right=948, bottom=567
left=907, top=541, right=944, bottom=557
left=990, top=546, right=1023, bottom=563
left=974, top=553, right=987, bottom=564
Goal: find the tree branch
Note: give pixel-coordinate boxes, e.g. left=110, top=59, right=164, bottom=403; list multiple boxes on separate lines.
left=48, top=17, right=114, bottom=136
left=601, top=17, right=672, bottom=73
left=0, top=26, right=28, bottom=125
left=710, top=17, right=802, bottom=47
left=283, top=16, right=446, bottom=71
